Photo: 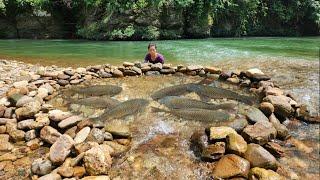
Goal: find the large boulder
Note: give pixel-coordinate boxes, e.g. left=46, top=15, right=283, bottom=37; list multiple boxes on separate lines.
left=15, top=101, right=41, bottom=120
left=263, top=95, right=295, bottom=118
left=210, top=126, right=237, bottom=140
left=49, top=134, right=75, bottom=164
left=244, top=143, right=278, bottom=170
left=213, top=154, right=250, bottom=179
left=83, top=146, right=112, bottom=175
left=248, top=167, right=284, bottom=180
left=242, top=121, right=277, bottom=145
left=226, top=133, right=247, bottom=155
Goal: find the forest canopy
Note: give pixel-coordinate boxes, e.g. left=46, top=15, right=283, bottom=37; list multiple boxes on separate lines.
left=0, top=0, right=319, bottom=39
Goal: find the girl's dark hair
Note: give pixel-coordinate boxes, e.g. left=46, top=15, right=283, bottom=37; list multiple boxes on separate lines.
left=148, top=43, right=157, bottom=50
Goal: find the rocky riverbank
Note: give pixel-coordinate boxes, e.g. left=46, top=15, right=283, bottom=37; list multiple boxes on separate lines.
left=0, top=59, right=318, bottom=179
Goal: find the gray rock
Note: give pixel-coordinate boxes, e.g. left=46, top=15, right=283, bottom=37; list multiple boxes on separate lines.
left=0, top=118, right=17, bottom=125
left=160, top=68, right=176, bottom=74
left=131, top=66, right=142, bottom=75
left=87, top=128, right=104, bottom=144
left=104, top=132, right=113, bottom=141
left=245, top=107, right=269, bottom=123
left=259, top=102, right=274, bottom=117
left=31, top=158, right=53, bottom=175
left=49, top=134, right=75, bottom=164
left=187, top=65, right=203, bottom=71
left=145, top=71, right=160, bottom=76
left=37, top=87, right=49, bottom=99
left=57, top=80, right=69, bottom=86
left=123, top=69, right=137, bottom=76
left=4, top=107, right=14, bottom=118
left=25, top=129, right=37, bottom=141
left=150, top=63, right=162, bottom=71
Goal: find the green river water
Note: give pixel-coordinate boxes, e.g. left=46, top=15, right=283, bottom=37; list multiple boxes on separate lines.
left=0, top=37, right=319, bottom=66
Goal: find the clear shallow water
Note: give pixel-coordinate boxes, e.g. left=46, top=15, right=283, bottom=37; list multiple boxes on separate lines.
left=49, top=75, right=319, bottom=179
left=0, top=37, right=319, bottom=66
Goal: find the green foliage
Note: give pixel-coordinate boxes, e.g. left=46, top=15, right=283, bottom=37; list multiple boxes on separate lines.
left=0, top=0, right=319, bottom=39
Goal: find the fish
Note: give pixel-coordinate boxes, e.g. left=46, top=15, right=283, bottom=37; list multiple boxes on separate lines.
left=188, top=84, right=255, bottom=105
left=66, top=96, right=120, bottom=109
left=152, top=107, right=231, bottom=122
left=159, top=96, right=237, bottom=110
left=67, top=84, right=122, bottom=97
left=92, top=98, right=149, bottom=122
left=151, top=83, right=197, bottom=100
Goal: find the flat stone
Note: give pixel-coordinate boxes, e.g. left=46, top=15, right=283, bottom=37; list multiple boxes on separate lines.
left=13, top=80, right=28, bottom=89
left=58, top=116, right=83, bottom=129
left=187, top=65, right=203, bottom=71
left=0, top=118, right=17, bottom=125
left=201, top=142, right=225, bottom=161
left=40, top=126, right=62, bottom=144
left=98, top=70, right=112, bottom=78
left=264, top=86, right=284, bottom=96
left=31, top=158, right=53, bottom=176
left=70, top=79, right=83, bottom=85
left=76, top=67, right=87, bottom=74
left=49, top=134, right=75, bottom=164
left=150, top=63, right=162, bottom=71
left=17, top=119, right=40, bottom=130
left=16, top=96, right=34, bottom=107
left=264, top=142, right=285, bottom=158
left=210, top=126, right=237, bottom=140
left=141, top=66, right=151, bottom=72
left=145, top=71, right=160, bottom=76
left=38, top=173, right=61, bottom=180
left=64, top=70, right=74, bottom=76
left=160, top=68, right=176, bottom=74
left=245, top=107, right=269, bottom=123
left=74, top=127, right=91, bottom=144
left=248, top=167, right=284, bottom=180
left=242, top=121, right=277, bottom=145
left=205, top=67, right=222, bottom=74
left=49, top=109, right=73, bottom=122
left=57, top=80, right=69, bottom=86
left=226, top=133, right=247, bottom=155
left=123, top=62, right=134, bottom=67
left=244, top=143, right=278, bottom=170
left=123, top=69, right=137, bottom=76
left=104, top=121, right=131, bottom=138
left=57, top=74, right=70, bottom=80
left=81, top=176, right=110, bottom=180
left=131, top=66, right=142, bottom=75
left=213, top=154, right=250, bottom=179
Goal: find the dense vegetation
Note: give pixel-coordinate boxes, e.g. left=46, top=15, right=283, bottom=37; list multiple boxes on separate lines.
left=0, top=0, right=319, bottom=40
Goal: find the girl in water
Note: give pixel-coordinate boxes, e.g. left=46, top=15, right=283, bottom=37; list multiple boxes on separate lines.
left=144, top=43, right=165, bottom=64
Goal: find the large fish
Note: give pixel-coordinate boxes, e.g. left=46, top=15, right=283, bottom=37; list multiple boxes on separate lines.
left=151, top=83, right=196, bottom=100
left=67, top=84, right=122, bottom=97
left=189, top=84, right=255, bottom=105
left=67, top=96, right=120, bottom=109
left=159, top=96, right=237, bottom=110
left=153, top=107, right=231, bottom=122
left=92, top=98, right=149, bottom=122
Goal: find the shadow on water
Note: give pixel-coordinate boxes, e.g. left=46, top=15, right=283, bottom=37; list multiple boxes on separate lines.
left=49, top=74, right=319, bottom=179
